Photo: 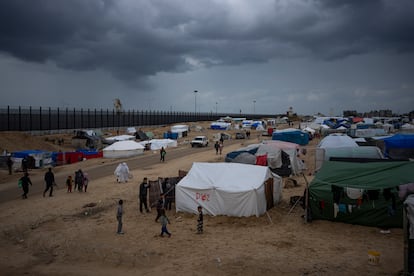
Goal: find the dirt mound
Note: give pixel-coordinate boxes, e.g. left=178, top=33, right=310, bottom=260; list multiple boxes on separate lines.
left=0, top=132, right=76, bottom=153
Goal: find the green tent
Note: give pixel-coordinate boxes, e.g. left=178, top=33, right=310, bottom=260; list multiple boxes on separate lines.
left=309, top=161, right=414, bottom=228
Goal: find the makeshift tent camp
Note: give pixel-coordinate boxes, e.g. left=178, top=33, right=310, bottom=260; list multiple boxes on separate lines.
left=272, top=128, right=309, bottom=145
left=103, top=140, right=145, bottom=158
left=309, top=161, right=414, bottom=228
left=175, top=162, right=282, bottom=217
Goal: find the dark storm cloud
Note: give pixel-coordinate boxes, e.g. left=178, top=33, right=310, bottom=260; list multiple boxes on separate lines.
left=0, top=0, right=413, bottom=79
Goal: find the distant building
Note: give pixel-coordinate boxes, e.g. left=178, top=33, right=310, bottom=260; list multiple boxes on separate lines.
left=287, top=107, right=294, bottom=117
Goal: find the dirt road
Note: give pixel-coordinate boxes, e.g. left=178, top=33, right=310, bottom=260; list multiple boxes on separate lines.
left=0, top=139, right=241, bottom=203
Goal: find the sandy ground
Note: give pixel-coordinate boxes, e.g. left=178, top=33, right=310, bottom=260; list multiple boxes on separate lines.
left=0, top=122, right=404, bottom=276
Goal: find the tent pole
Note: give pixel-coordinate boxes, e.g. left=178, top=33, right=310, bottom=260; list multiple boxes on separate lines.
left=288, top=196, right=302, bottom=215
left=302, top=173, right=310, bottom=224
left=265, top=211, right=273, bottom=224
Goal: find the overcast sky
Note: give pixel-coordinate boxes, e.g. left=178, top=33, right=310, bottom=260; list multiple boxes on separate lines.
left=0, top=0, right=413, bottom=116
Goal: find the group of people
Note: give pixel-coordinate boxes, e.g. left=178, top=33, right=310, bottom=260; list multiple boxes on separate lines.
left=18, top=168, right=55, bottom=199
left=116, top=198, right=203, bottom=237
left=18, top=167, right=90, bottom=199
left=116, top=176, right=204, bottom=236
left=66, top=169, right=89, bottom=193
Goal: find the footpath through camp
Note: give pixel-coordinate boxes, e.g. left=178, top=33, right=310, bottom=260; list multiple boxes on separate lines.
left=0, top=120, right=407, bottom=275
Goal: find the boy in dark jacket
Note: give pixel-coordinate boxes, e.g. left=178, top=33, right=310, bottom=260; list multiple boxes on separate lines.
left=20, top=172, right=32, bottom=199
left=197, top=205, right=203, bottom=234
left=116, top=199, right=124, bottom=234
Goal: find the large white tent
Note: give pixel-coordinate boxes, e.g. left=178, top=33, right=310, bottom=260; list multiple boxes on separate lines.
left=139, top=139, right=178, bottom=150
left=175, top=162, right=282, bottom=217
left=318, top=133, right=359, bottom=148
left=102, top=140, right=145, bottom=158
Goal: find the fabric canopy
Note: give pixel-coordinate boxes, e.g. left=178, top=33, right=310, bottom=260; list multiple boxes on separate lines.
left=309, top=161, right=414, bottom=228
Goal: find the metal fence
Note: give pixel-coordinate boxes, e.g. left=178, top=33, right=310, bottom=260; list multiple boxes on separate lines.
left=0, top=106, right=269, bottom=132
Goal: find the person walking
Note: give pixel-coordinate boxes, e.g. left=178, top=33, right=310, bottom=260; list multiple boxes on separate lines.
left=66, top=175, right=73, bottom=193
left=160, top=147, right=166, bottom=162
left=6, top=155, right=13, bottom=175
left=21, top=156, right=28, bottom=173
left=116, top=199, right=124, bottom=234
left=114, top=162, right=130, bottom=183
left=43, top=168, right=55, bottom=197
left=75, top=169, right=84, bottom=192
left=219, top=142, right=224, bottom=155
left=83, top=172, right=89, bottom=192
left=159, top=209, right=171, bottom=237
left=197, top=205, right=204, bottom=234
left=163, top=178, right=173, bottom=211
left=20, top=172, right=32, bottom=199
left=214, top=141, right=220, bottom=155
left=154, top=194, right=165, bottom=222
left=139, top=177, right=150, bottom=213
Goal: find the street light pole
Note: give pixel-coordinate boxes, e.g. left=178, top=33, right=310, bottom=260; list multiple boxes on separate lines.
left=215, top=102, right=218, bottom=115
left=253, top=100, right=256, bottom=114
left=194, top=90, right=198, bottom=113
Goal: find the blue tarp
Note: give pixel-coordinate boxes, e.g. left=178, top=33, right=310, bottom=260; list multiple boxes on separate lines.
left=272, top=131, right=309, bottom=145
left=225, top=147, right=258, bottom=161
left=13, top=150, right=47, bottom=158
left=76, top=149, right=100, bottom=156
left=382, top=134, right=414, bottom=159
left=383, top=134, right=414, bottom=149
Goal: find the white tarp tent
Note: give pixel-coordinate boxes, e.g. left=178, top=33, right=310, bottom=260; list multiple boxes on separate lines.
left=104, top=135, right=136, bottom=144
left=318, top=134, right=359, bottom=148
left=139, top=139, right=178, bottom=150
left=103, top=140, right=145, bottom=158
left=176, top=162, right=282, bottom=217
left=210, top=121, right=232, bottom=130
left=315, top=146, right=385, bottom=171
left=126, top=127, right=136, bottom=134
left=171, top=125, right=189, bottom=137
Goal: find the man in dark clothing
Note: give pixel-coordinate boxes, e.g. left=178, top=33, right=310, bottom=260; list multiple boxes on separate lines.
left=6, top=156, right=13, bottom=175
left=162, top=178, right=173, bottom=210
left=20, top=172, right=32, bottom=199
left=139, top=177, right=150, bottom=213
left=116, top=199, right=124, bottom=234
left=75, top=169, right=84, bottom=192
left=43, top=168, right=55, bottom=197
left=154, top=194, right=165, bottom=222
left=21, top=157, right=28, bottom=172
left=197, top=205, right=203, bottom=234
